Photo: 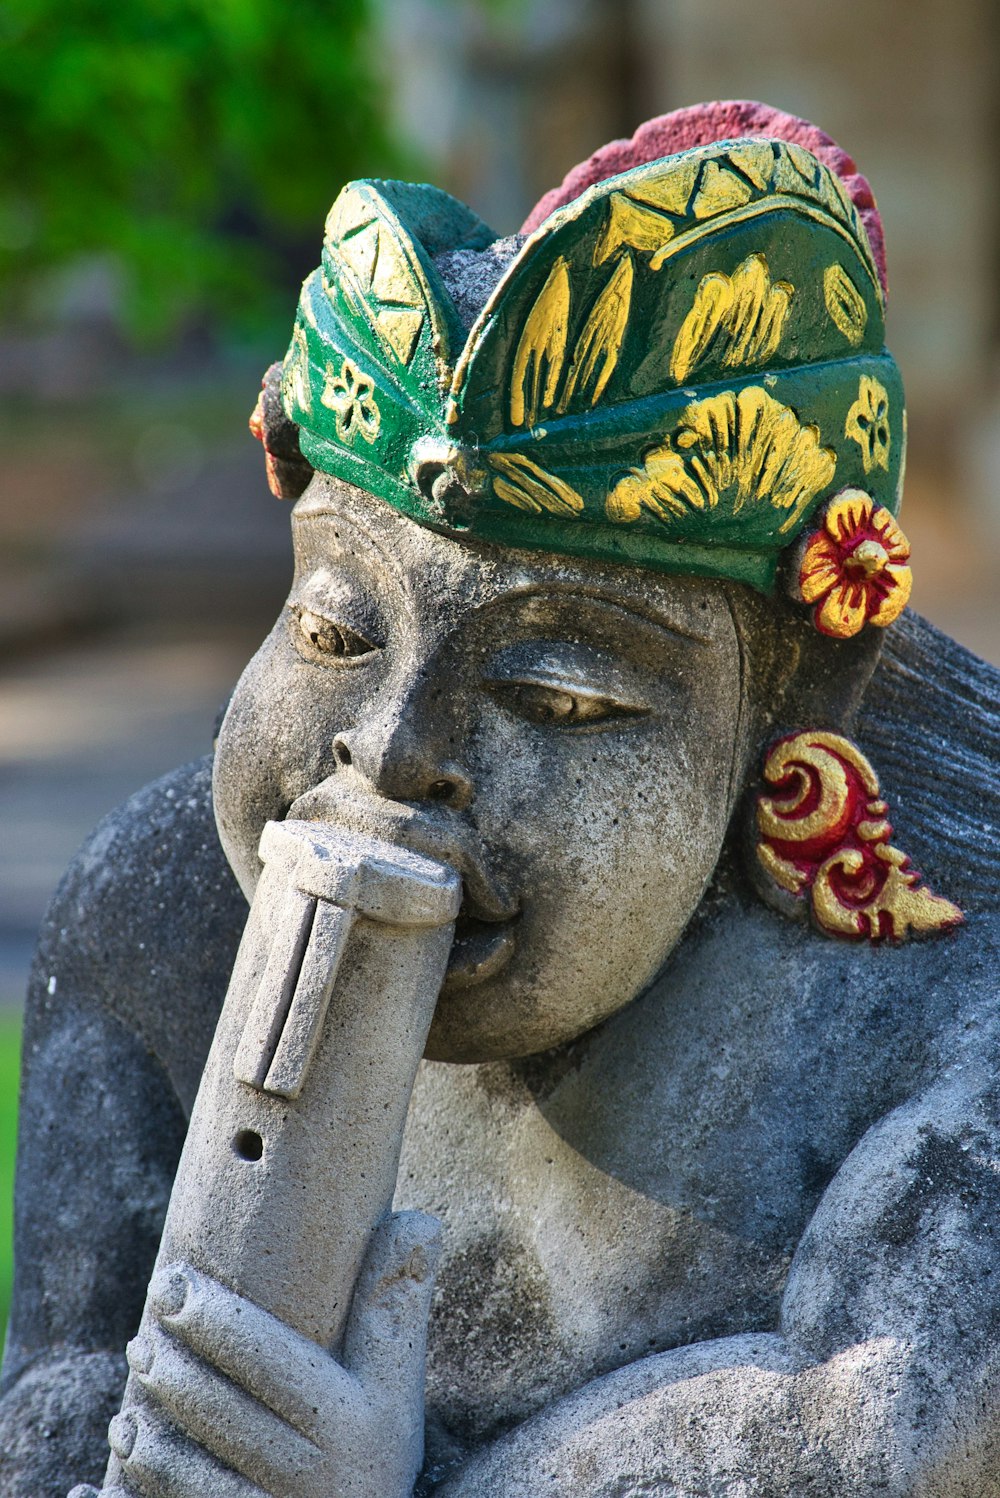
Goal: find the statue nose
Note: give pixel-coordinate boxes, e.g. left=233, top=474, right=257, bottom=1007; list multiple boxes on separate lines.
left=332, top=732, right=475, bottom=810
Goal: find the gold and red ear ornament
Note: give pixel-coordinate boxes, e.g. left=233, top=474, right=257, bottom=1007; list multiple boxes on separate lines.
left=791, top=488, right=912, bottom=638
left=754, top=730, right=963, bottom=942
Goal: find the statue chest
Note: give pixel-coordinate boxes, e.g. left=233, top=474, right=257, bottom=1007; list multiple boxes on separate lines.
left=396, top=1057, right=793, bottom=1450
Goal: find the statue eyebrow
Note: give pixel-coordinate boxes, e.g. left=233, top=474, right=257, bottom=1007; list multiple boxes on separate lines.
left=292, top=506, right=718, bottom=646
left=500, top=583, right=719, bottom=647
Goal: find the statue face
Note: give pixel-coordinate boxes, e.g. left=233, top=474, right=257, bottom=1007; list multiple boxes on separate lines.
left=213, top=475, right=744, bottom=1061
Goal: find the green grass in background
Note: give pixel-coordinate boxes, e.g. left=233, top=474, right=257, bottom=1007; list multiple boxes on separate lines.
left=0, top=1013, right=22, bottom=1345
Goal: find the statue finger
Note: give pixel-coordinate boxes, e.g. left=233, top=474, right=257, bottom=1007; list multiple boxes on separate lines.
left=146, top=1261, right=359, bottom=1438
left=128, top=1326, right=325, bottom=1492
left=107, top=1404, right=265, bottom=1498
left=343, top=1210, right=441, bottom=1407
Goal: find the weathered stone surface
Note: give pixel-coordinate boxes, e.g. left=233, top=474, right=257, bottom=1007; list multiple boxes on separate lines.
left=2, top=107, right=1000, bottom=1498
left=6, top=591, right=999, bottom=1498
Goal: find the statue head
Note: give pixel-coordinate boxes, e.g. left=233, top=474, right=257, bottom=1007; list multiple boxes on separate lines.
left=214, top=103, right=915, bottom=1062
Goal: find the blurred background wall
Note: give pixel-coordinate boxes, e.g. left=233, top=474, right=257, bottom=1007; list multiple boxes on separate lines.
left=2, top=0, right=998, bottom=1329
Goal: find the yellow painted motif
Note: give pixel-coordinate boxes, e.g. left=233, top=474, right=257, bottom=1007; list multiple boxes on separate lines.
left=812, top=844, right=963, bottom=940
left=323, top=182, right=448, bottom=383
left=585, top=141, right=879, bottom=307
left=757, top=732, right=877, bottom=857
left=283, top=326, right=313, bottom=417
left=692, top=161, right=754, bottom=219
left=510, top=257, right=571, bottom=428
left=846, top=376, right=891, bottom=472
left=558, top=255, right=634, bottom=413
left=798, top=490, right=911, bottom=637
left=320, top=357, right=380, bottom=444
left=335, top=212, right=426, bottom=369
left=670, top=253, right=793, bottom=384
left=824, top=264, right=868, bottom=347
left=488, top=452, right=584, bottom=516
left=607, top=387, right=836, bottom=533
left=594, top=194, right=675, bottom=268
left=625, top=159, right=700, bottom=216
left=724, top=142, right=776, bottom=191
left=773, top=142, right=822, bottom=197
left=324, top=187, right=372, bottom=245
left=337, top=219, right=379, bottom=287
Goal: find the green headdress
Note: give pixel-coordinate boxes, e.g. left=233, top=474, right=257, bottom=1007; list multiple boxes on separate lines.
left=280, top=136, right=903, bottom=597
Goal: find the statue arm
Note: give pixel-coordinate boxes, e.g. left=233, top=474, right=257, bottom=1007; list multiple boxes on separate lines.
left=0, top=974, right=188, bottom=1495
left=436, top=1051, right=1000, bottom=1497
left=0, top=760, right=243, bottom=1497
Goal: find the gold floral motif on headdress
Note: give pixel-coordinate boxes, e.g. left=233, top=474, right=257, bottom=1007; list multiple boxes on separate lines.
left=320, top=358, right=381, bottom=445
left=283, top=326, right=313, bottom=417
left=509, top=255, right=634, bottom=429
left=845, top=376, right=890, bottom=473
left=824, top=264, right=868, bottom=347
left=606, top=387, right=835, bottom=533
left=670, top=254, right=794, bottom=384
left=487, top=453, right=584, bottom=516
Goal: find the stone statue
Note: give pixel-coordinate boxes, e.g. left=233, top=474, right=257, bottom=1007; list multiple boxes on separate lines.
left=2, top=101, right=998, bottom=1497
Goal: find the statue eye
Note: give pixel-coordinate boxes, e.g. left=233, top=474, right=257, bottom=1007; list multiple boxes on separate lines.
left=292, top=607, right=378, bottom=660
left=491, top=680, right=644, bottom=727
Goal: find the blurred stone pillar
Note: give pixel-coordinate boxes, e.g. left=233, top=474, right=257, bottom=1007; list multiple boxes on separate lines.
left=373, top=0, right=653, bottom=233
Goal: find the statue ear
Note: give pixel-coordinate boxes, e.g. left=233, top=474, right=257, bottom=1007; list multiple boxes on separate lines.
left=780, top=624, right=884, bottom=733
left=724, top=585, right=883, bottom=763
left=249, top=361, right=314, bottom=500
left=728, top=593, right=963, bottom=944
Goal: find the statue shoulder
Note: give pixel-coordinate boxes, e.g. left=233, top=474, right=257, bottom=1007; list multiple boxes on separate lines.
left=27, top=756, right=247, bottom=1113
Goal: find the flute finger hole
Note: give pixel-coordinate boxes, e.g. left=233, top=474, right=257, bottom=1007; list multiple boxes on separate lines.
left=233, top=1129, right=264, bottom=1162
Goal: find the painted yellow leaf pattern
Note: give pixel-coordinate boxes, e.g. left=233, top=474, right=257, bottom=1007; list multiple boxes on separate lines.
left=607, top=387, right=835, bottom=533
left=671, top=254, right=793, bottom=384
left=488, top=452, right=585, bottom=516
left=593, top=193, right=675, bottom=268
left=824, top=264, right=868, bottom=348
left=692, top=161, right=754, bottom=218
left=558, top=255, right=634, bottom=413
left=724, top=142, right=775, bottom=191
left=845, top=376, right=891, bottom=473
left=510, top=257, right=571, bottom=428
left=624, top=158, right=700, bottom=216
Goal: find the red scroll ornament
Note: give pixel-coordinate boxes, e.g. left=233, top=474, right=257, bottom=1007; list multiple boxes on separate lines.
left=756, top=731, right=962, bottom=941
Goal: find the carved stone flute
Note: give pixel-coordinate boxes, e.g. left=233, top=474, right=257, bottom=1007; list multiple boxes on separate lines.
left=92, top=818, right=460, bottom=1495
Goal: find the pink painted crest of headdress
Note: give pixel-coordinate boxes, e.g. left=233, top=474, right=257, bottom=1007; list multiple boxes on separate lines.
left=522, top=100, right=887, bottom=300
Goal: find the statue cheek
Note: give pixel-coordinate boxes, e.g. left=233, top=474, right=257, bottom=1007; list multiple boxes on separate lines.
left=212, top=640, right=318, bottom=897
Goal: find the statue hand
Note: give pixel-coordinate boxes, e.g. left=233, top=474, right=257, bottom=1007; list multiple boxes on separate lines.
left=76, top=1211, right=440, bottom=1498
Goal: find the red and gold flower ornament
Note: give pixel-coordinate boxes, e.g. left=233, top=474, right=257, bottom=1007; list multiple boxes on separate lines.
left=797, top=489, right=912, bottom=639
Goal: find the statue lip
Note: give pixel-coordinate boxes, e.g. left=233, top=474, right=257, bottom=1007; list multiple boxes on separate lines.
left=444, top=907, right=519, bottom=991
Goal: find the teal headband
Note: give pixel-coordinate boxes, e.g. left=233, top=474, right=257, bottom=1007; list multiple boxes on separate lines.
left=280, top=136, right=903, bottom=594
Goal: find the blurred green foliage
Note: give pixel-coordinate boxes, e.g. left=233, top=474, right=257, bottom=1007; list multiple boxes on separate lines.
left=0, top=0, right=400, bottom=340
left=0, top=1015, right=21, bottom=1344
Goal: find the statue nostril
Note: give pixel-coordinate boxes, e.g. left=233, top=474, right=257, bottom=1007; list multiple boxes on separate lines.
left=333, top=739, right=353, bottom=767
left=427, top=778, right=456, bottom=803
